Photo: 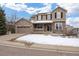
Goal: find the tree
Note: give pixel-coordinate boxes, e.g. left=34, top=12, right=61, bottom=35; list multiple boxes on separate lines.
left=0, top=6, right=7, bottom=35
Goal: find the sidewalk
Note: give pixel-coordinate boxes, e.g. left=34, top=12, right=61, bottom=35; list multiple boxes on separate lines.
left=0, top=34, right=25, bottom=41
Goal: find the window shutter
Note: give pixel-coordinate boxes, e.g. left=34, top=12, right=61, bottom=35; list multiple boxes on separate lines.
left=61, top=12, right=63, bottom=18
left=55, top=13, right=57, bottom=18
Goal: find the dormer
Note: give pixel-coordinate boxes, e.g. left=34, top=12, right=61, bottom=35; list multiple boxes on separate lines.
left=52, top=6, right=67, bottom=20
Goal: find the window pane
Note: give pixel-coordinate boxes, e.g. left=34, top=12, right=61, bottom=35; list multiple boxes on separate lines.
left=61, top=12, right=63, bottom=18
left=37, top=16, right=38, bottom=20
left=38, top=15, right=41, bottom=20
left=57, top=12, right=61, bottom=19
left=46, top=15, right=47, bottom=20
left=41, top=15, right=43, bottom=20
left=55, top=23, right=63, bottom=30
left=47, top=14, right=50, bottom=20
left=55, top=13, right=57, bottom=18
left=50, top=14, right=52, bottom=19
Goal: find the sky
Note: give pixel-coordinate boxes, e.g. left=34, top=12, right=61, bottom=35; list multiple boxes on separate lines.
left=0, top=3, right=79, bottom=28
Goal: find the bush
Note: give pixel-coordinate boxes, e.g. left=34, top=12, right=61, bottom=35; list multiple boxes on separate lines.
left=10, top=38, right=16, bottom=41
left=24, top=42, right=34, bottom=48
left=0, top=7, right=7, bottom=35
left=11, top=27, right=15, bottom=33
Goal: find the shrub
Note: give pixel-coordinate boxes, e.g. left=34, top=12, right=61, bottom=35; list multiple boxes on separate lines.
left=24, top=41, right=34, bottom=48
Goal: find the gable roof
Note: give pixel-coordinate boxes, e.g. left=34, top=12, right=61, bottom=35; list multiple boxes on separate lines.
left=52, top=6, right=67, bottom=13
left=15, top=18, right=31, bottom=25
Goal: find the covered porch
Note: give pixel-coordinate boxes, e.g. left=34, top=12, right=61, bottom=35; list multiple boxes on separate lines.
left=33, top=23, right=53, bottom=33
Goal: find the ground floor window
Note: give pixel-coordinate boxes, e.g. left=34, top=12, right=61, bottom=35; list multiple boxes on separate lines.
left=17, top=26, right=30, bottom=28
left=34, top=24, right=43, bottom=29
left=55, top=23, right=63, bottom=30
left=33, top=24, right=52, bottom=32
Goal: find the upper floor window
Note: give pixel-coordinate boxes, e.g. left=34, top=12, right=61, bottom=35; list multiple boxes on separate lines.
left=46, top=15, right=47, bottom=20
left=47, top=14, right=51, bottom=20
left=38, top=15, right=41, bottom=20
left=55, top=12, right=57, bottom=18
left=41, top=15, right=43, bottom=20
left=57, top=12, right=61, bottom=19
left=50, top=14, right=52, bottom=19
left=55, top=12, right=64, bottom=19
left=37, top=16, right=38, bottom=20
left=61, top=12, right=63, bottom=18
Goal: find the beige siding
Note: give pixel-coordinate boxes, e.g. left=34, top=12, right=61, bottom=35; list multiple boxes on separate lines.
left=15, top=20, right=33, bottom=34
left=38, top=15, right=41, bottom=20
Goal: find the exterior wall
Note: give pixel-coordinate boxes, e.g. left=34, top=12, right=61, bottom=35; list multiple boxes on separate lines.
left=72, top=28, right=79, bottom=34
left=38, top=15, right=41, bottom=20
left=53, top=21, right=66, bottom=34
left=15, top=20, right=33, bottom=34
left=52, top=7, right=66, bottom=21
left=43, top=15, right=46, bottom=20
left=51, top=7, right=67, bottom=34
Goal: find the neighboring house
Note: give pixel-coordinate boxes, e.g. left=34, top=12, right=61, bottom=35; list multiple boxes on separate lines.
left=64, top=25, right=79, bottom=37
left=6, top=21, right=15, bottom=34
left=15, top=18, right=33, bottom=34
left=15, top=6, right=67, bottom=34
left=66, top=25, right=74, bottom=34
left=72, top=28, right=79, bottom=36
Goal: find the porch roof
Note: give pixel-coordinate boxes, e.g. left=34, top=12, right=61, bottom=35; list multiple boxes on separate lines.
left=31, top=20, right=53, bottom=24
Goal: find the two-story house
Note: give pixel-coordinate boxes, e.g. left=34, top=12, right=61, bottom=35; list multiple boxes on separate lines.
left=15, top=6, right=67, bottom=34
left=31, top=7, right=67, bottom=34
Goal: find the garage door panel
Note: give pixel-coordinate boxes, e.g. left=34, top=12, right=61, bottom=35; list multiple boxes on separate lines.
left=16, top=26, right=32, bottom=34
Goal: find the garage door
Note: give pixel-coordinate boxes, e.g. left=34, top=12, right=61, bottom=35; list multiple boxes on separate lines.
left=17, top=26, right=32, bottom=34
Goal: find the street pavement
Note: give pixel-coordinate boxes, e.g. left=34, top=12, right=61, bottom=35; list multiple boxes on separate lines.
left=0, top=45, right=79, bottom=56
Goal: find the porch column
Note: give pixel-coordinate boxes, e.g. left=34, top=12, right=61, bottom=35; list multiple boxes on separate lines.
left=44, top=24, right=46, bottom=32
left=52, top=23, right=54, bottom=33
left=43, top=24, right=45, bottom=32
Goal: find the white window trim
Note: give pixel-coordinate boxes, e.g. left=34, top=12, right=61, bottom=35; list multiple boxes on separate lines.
left=47, top=14, right=51, bottom=20
left=55, top=23, right=63, bottom=30
left=38, top=15, right=41, bottom=20
left=57, top=12, right=61, bottom=19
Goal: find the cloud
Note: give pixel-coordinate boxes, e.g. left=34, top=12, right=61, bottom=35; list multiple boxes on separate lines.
left=57, top=3, right=79, bottom=17
left=67, top=17, right=79, bottom=28
left=37, top=3, right=52, bottom=13
left=57, top=3, right=79, bottom=27
left=24, top=3, right=52, bottom=14
left=3, top=3, right=27, bottom=11
left=0, top=3, right=52, bottom=15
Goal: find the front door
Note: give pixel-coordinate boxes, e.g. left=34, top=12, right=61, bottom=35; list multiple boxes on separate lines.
left=46, top=24, right=52, bottom=31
